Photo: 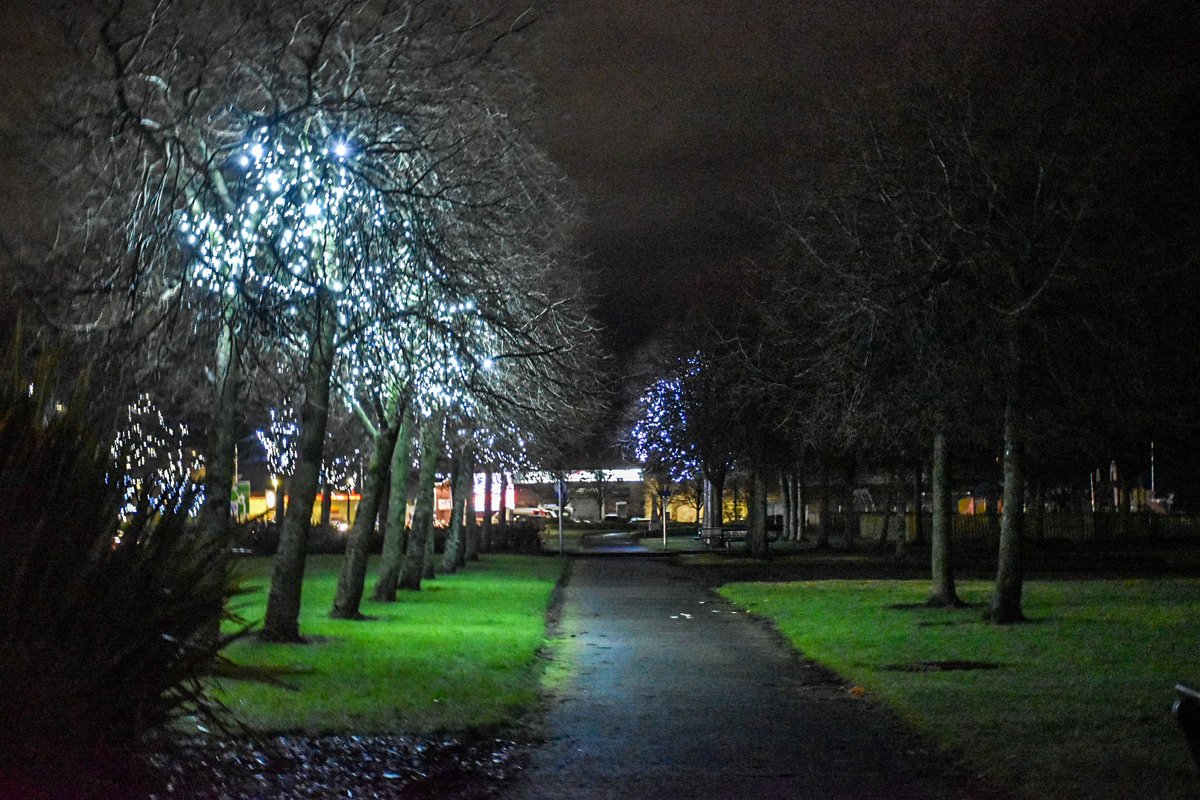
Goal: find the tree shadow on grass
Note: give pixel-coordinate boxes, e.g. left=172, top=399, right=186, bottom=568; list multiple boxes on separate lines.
left=882, top=660, right=1002, bottom=672
left=211, top=660, right=317, bottom=690
left=886, top=601, right=986, bottom=611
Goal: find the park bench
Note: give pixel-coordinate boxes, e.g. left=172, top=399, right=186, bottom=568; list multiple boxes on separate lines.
left=1173, top=684, right=1200, bottom=772
left=694, top=525, right=785, bottom=549
left=695, top=526, right=748, bottom=548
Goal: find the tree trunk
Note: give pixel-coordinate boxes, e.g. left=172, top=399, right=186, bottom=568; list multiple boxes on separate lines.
left=197, top=317, right=240, bottom=644
left=320, top=481, right=332, bottom=529
left=276, top=479, right=288, bottom=522
left=399, top=421, right=440, bottom=591
left=463, top=451, right=480, bottom=563
left=797, top=474, right=807, bottom=541
left=261, top=294, right=338, bottom=642
left=331, top=393, right=403, bottom=619
left=781, top=473, right=794, bottom=541
left=201, top=319, right=241, bottom=546
left=989, top=397, right=1026, bottom=624
left=877, top=489, right=894, bottom=550
left=747, top=467, right=769, bottom=558
left=911, top=464, right=925, bottom=545
left=481, top=469, right=493, bottom=553
left=421, top=506, right=437, bottom=580
left=928, top=430, right=962, bottom=606
left=593, top=473, right=607, bottom=520
left=816, top=465, right=831, bottom=549
left=707, top=469, right=725, bottom=529
left=376, top=478, right=391, bottom=550
left=843, top=461, right=857, bottom=552
left=498, top=471, right=509, bottom=526
left=442, top=449, right=470, bottom=573
left=373, top=407, right=415, bottom=601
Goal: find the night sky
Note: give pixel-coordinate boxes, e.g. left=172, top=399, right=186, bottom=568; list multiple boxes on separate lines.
left=0, top=0, right=886, bottom=357
left=523, top=0, right=889, bottom=357
left=0, top=1, right=1178, bottom=358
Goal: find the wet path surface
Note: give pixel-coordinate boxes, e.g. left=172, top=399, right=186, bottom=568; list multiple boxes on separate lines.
left=505, top=556, right=1005, bottom=800
left=577, top=530, right=649, bottom=554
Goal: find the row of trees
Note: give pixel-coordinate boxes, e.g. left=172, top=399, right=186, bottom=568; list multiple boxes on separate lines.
left=13, top=1, right=599, bottom=641
left=629, top=5, right=1200, bottom=623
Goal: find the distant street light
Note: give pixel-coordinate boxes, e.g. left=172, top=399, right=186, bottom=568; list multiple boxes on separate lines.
left=658, top=485, right=672, bottom=551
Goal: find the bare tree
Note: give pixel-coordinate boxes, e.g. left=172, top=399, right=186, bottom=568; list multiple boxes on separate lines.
left=40, top=0, right=598, bottom=641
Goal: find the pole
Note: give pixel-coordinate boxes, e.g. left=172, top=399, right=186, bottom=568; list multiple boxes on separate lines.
left=661, top=500, right=668, bottom=550
left=1151, top=440, right=1156, bottom=496
left=556, top=478, right=567, bottom=556
left=660, top=487, right=671, bottom=551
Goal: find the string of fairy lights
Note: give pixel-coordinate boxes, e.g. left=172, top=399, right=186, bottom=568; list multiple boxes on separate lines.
left=255, top=402, right=299, bottom=479
left=110, top=393, right=204, bottom=516
left=180, top=129, right=405, bottom=312
left=104, top=128, right=534, bottom=521
left=183, top=125, right=508, bottom=434
left=632, top=372, right=700, bottom=483
left=144, top=123, right=540, bottom=510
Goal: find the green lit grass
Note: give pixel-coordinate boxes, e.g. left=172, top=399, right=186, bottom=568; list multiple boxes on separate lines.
left=214, top=554, right=564, bottom=734
left=718, top=579, right=1200, bottom=800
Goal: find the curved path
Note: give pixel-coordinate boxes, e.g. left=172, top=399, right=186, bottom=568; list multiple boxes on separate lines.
left=577, top=530, right=650, bottom=554
left=505, top=552, right=1005, bottom=800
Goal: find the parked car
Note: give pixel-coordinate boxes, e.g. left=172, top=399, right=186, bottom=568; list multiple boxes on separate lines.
left=512, top=507, right=554, bottom=520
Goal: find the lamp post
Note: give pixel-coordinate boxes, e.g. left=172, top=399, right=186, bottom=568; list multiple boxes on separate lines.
left=555, top=477, right=569, bottom=556
left=659, top=485, right=672, bottom=551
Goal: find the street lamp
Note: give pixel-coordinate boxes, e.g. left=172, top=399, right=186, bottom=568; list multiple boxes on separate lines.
left=555, top=477, right=569, bottom=556
left=658, top=485, right=672, bottom=551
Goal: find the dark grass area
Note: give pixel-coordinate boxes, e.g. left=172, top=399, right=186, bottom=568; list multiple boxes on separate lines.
left=679, top=537, right=1200, bottom=587
left=719, top=578, right=1200, bottom=800
left=698, top=538, right=1200, bottom=800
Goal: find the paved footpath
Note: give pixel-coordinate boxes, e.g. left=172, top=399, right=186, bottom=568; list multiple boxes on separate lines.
left=504, top=547, right=1005, bottom=800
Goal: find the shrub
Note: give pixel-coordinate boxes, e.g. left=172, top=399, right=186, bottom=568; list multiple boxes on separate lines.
left=489, top=521, right=545, bottom=553
left=0, top=357, right=238, bottom=794
left=231, top=518, right=382, bottom=555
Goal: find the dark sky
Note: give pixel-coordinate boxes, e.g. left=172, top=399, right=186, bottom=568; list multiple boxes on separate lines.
left=518, top=0, right=1185, bottom=359
left=521, top=0, right=910, bottom=357
left=0, top=1, right=60, bottom=239
left=0, top=0, right=895, bottom=356
left=1, top=0, right=1152, bottom=357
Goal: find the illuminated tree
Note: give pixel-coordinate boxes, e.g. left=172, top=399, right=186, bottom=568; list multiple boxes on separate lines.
left=38, top=0, right=594, bottom=641
left=111, top=393, right=203, bottom=516
left=629, top=339, right=744, bottom=533
left=256, top=403, right=298, bottom=482
left=631, top=376, right=696, bottom=485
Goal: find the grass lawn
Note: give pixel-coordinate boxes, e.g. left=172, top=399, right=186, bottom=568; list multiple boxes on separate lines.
left=717, top=579, right=1199, bottom=800
left=214, top=554, right=564, bottom=735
